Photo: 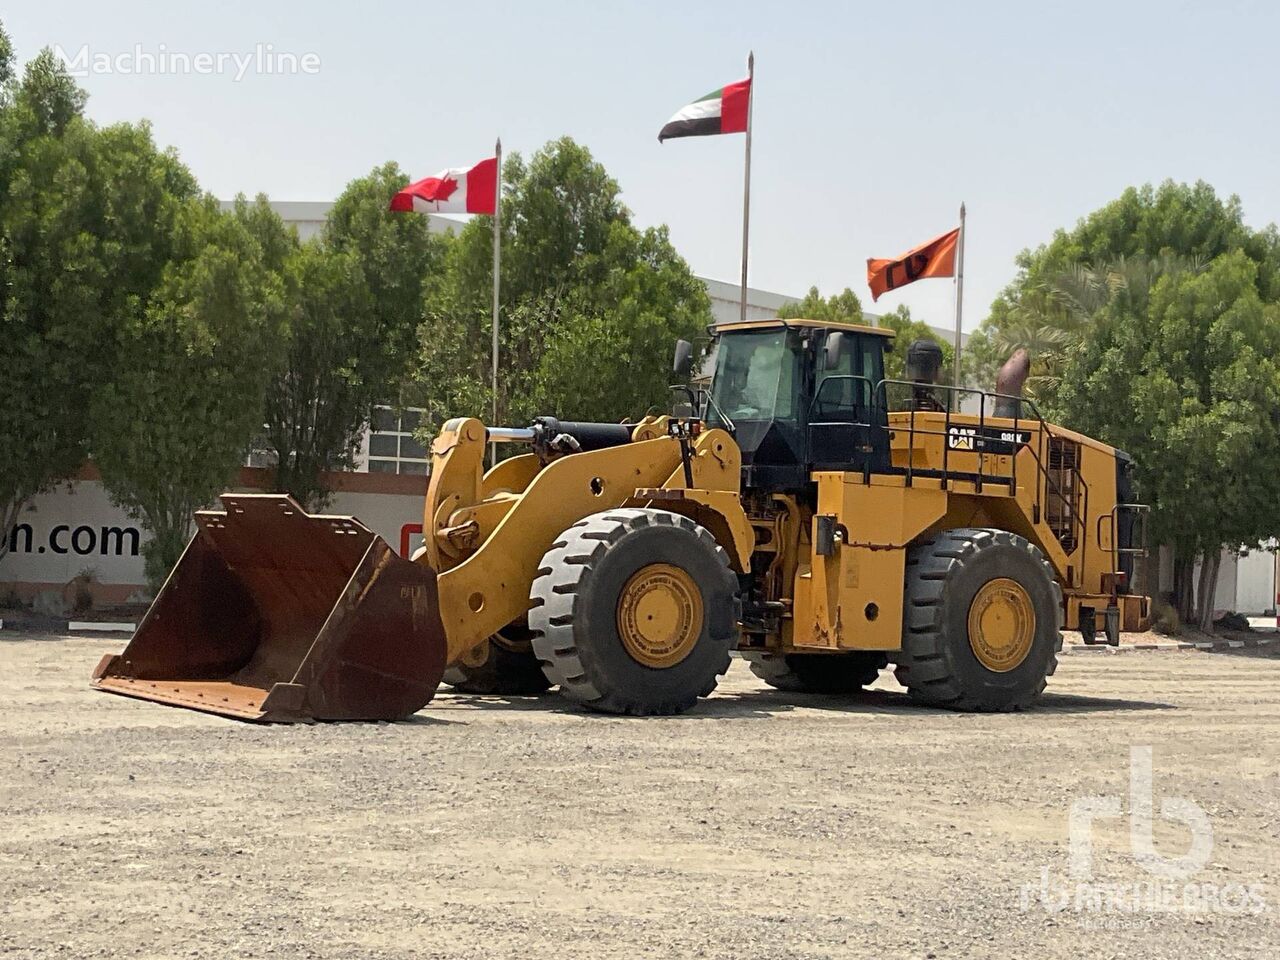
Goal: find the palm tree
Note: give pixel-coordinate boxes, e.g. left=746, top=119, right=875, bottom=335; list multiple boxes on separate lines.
left=990, top=254, right=1206, bottom=402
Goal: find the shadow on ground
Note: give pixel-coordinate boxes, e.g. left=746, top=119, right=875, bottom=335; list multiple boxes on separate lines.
left=433, top=684, right=1175, bottom=720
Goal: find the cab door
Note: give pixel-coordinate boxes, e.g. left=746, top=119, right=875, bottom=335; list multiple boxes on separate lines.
left=807, top=332, right=889, bottom=474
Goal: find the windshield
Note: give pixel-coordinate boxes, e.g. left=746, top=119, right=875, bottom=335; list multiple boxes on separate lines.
left=707, top=329, right=800, bottom=425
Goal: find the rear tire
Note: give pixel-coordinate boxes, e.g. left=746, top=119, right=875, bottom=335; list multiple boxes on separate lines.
left=441, top=627, right=552, bottom=695
left=529, top=509, right=738, bottom=716
left=747, top=651, right=887, bottom=693
left=895, top=528, right=1062, bottom=711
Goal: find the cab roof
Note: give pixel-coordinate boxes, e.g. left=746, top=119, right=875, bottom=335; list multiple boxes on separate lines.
left=716, top=318, right=896, bottom=338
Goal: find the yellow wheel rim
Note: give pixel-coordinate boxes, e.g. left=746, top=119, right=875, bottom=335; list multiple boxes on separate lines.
left=617, top=563, right=703, bottom=669
left=967, top=578, right=1035, bottom=673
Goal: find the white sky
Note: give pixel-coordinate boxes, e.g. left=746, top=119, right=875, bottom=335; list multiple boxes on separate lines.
left=6, top=0, right=1279, bottom=332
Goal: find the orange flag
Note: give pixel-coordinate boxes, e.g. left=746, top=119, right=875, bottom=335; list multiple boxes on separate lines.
left=866, top=227, right=960, bottom=302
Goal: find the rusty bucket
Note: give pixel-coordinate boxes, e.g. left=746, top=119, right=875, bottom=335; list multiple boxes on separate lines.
left=91, top=494, right=446, bottom=722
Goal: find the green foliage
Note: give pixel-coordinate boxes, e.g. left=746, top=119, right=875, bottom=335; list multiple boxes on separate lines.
left=324, top=162, right=440, bottom=361
left=1058, top=251, right=1280, bottom=558
left=241, top=167, right=444, bottom=508
left=777, top=286, right=864, bottom=325
left=0, top=41, right=195, bottom=558
left=977, top=180, right=1280, bottom=624
left=1, top=32, right=287, bottom=585
left=0, top=35, right=712, bottom=591
left=11, top=48, right=87, bottom=137
left=91, top=196, right=287, bottom=584
left=0, top=52, right=97, bottom=553
left=1032, top=182, right=1270, bottom=283
left=0, top=25, right=13, bottom=88
left=973, top=181, right=1280, bottom=406
left=260, top=235, right=374, bottom=507
left=971, top=255, right=1206, bottom=404
left=413, top=137, right=711, bottom=433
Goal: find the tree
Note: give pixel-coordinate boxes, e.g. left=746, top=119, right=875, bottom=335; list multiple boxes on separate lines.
left=91, top=197, right=287, bottom=585
left=253, top=166, right=444, bottom=506
left=969, top=180, right=1280, bottom=408
left=0, top=46, right=93, bottom=558
left=0, top=40, right=192, bottom=560
left=413, top=137, right=711, bottom=433
left=262, top=237, right=376, bottom=507
left=974, top=181, right=1280, bottom=628
left=1058, top=251, right=1280, bottom=631
left=969, top=255, right=1205, bottom=403
left=0, top=23, right=14, bottom=89
left=778, top=286, right=864, bottom=325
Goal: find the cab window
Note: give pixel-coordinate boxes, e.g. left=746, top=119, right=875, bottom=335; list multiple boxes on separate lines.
left=708, top=329, right=801, bottom=423
left=813, top=333, right=884, bottom=420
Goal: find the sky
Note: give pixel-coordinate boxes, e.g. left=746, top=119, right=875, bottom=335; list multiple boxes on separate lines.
left=6, top=0, right=1280, bottom=334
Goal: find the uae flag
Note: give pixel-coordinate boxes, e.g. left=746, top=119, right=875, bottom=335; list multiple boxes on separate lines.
left=389, top=156, right=498, bottom=215
left=866, top=227, right=961, bottom=301
left=657, top=77, right=752, bottom=142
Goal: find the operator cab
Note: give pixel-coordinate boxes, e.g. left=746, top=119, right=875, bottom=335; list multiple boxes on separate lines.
left=699, top=319, right=894, bottom=492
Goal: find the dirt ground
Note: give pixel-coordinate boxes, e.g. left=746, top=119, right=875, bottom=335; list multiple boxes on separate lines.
left=1, top=635, right=1278, bottom=959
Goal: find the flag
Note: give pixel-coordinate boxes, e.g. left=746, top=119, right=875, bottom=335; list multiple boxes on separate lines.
left=658, top=77, right=751, bottom=141
left=389, top=156, right=498, bottom=215
left=866, top=227, right=960, bottom=302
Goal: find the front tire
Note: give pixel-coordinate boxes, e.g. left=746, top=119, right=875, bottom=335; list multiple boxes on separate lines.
left=529, top=509, right=738, bottom=715
left=895, top=528, right=1062, bottom=711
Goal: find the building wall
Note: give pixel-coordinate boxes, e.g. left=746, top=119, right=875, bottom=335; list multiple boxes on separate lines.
left=1160, top=545, right=1276, bottom=618
left=1235, top=545, right=1278, bottom=615
left=0, top=465, right=427, bottom=610
left=702, top=276, right=799, bottom=325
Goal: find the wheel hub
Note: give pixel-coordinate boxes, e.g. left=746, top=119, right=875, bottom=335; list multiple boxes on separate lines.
left=967, top=577, right=1035, bottom=672
left=617, top=563, right=703, bottom=669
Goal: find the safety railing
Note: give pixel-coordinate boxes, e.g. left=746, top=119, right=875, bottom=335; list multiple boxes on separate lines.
left=807, top=378, right=1091, bottom=586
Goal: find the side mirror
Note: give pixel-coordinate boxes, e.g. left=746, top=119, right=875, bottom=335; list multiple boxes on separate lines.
left=823, top=331, right=846, bottom=371
left=673, top=339, right=694, bottom=377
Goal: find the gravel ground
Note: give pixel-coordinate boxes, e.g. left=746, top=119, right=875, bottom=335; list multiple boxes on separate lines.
left=2, top=634, right=1278, bottom=959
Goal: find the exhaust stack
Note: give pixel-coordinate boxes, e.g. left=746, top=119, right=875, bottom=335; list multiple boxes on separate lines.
left=994, top=348, right=1030, bottom=418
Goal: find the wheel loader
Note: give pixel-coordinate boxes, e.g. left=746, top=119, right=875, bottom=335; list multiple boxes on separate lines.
left=91, top=318, right=1149, bottom=721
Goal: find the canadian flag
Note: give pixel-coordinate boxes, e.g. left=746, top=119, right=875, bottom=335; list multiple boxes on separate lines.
left=389, top=156, right=498, bottom=215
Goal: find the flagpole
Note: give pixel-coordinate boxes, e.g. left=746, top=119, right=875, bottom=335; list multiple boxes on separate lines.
left=953, top=201, right=966, bottom=390
left=739, top=51, right=754, bottom=324
left=491, top=137, right=502, bottom=461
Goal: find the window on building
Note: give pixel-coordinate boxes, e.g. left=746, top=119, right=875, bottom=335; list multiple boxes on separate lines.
left=367, top=406, right=431, bottom=475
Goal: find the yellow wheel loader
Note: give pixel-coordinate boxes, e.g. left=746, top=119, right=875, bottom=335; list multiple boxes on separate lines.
left=92, top=319, right=1149, bottom=721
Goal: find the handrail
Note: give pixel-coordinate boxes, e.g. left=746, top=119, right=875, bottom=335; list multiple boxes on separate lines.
left=1098, top=503, right=1151, bottom=572
left=803, top=378, right=1085, bottom=583
left=808, top=377, right=1091, bottom=585
left=806, top=374, right=879, bottom=419
left=877, top=381, right=1089, bottom=529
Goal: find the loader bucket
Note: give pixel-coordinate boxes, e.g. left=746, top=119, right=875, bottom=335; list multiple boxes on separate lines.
left=91, top=494, right=447, bottom=722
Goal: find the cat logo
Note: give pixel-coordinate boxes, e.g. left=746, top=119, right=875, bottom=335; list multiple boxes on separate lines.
left=948, top=427, right=976, bottom=450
